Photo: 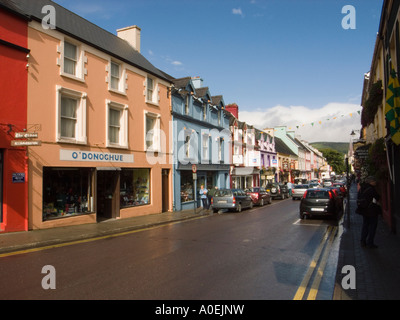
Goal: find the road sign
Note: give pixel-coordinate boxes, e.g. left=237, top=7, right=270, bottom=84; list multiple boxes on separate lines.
left=11, top=140, right=41, bottom=147
left=192, top=164, right=197, bottom=173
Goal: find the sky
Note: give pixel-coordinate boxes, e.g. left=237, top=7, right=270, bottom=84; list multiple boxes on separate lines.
left=53, top=0, right=383, bottom=142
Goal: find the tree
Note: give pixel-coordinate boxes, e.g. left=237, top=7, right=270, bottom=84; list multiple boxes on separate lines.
left=319, top=148, right=346, bottom=174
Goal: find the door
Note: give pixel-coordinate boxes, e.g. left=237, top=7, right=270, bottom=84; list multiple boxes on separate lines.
left=162, top=169, right=169, bottom=212
left=96, top=170, right=119, bottom=221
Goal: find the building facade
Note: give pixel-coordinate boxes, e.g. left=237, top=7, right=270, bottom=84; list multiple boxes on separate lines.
left=3, top=0, right=173, bottom=230
left=0, top=3, right=29, bottom=232
left=360, top=0, right=400, bottom=233
left=171, top=77, right=230, bottom=211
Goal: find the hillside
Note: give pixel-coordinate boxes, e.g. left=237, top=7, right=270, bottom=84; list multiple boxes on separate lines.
left=310, top=142, right=349, bottom=155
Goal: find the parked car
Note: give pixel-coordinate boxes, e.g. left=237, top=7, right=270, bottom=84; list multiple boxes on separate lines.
left=309, top=182, right=320, bottom=188
left=299, top=188, right=338, bottom=219
left=292, top=184, right=309, bottom=200
left=328, top=186, right=344, bottom=213
left=211, top=188, right=253, bottom=213
left=246, top=187, right=272, bottom=206
left=332, top=182, right=347, bottom=196
left=322, top=179, right=332, bottom=187
left=267, top=183, right=290, bottom=200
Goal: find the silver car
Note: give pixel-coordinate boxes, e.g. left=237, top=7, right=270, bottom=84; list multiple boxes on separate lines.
left=292, top=184, right=309, bottom=200
left=211, top=188, right=253, bottom=213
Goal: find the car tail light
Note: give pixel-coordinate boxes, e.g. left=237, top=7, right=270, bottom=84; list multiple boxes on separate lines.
left=303, top=190, right=307, bottom=198
left=329, top=191, right=333, bottom=199
left=211, top=198, right=213, bottom=205
left=232, top=196, right=236, bottom=204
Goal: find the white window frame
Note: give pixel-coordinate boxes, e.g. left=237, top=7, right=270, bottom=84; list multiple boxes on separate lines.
left=145, top=76, right=159, bottom=105
left=202, top=133, right=209, bottom=162
left=106, top=100, right=128, bottom=149
left=144, top=111, right=161, bottom=152
left=59, top=39, right=86, bottom=82
left=56, top=86, right=87, bottom=144
left=107, top=60, right=127, bottom=94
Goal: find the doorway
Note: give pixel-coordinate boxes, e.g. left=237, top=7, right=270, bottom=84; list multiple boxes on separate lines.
left=96, top=170, right=119, bottom=221
left=162, top=169, right=169, bottom=212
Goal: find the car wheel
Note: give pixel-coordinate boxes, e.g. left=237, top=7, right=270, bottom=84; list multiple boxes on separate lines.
left=236, top=203, right=242, bottom=212
left=300, top=213, right=305, bottom=219
left=268, top=197, right=272, bottom=204
left=249, top=201, right=253, bottom=209
left=260, top=199, right=264, bottom=206
left=281, top=193, right=285, bottom=200
left=213, top=208, right=219, bottom=213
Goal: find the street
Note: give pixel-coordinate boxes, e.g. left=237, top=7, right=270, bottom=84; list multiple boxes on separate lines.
left=0, top=198, right=340, bottom=300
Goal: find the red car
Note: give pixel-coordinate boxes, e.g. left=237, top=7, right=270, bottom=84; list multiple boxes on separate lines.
left=246, top=187, right=272, bottom=206
left=332, top=182, right=347, bottom=196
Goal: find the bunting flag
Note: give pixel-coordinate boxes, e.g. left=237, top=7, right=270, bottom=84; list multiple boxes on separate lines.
left=385, top=64, right=400, bottom=145
left=287, top=110, right=360, bottom=131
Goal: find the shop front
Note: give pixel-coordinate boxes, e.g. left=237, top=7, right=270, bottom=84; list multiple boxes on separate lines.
left=175, top=163, right=230, bottom=211
left=30, top=145, right=167, bottom=230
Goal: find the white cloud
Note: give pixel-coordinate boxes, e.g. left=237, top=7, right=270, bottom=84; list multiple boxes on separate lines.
left=171, top=60, right=183, bottom=66
left=232, top=8, right=243, bottom=16
left=238, top=103, right=362, bottom=143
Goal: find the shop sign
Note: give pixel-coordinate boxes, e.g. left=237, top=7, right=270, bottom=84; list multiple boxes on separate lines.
left=15, top=132, right=38, bottom=139
left=11, top=140, right=41, bottom=146
left=60, top=150, right=134, bottom=163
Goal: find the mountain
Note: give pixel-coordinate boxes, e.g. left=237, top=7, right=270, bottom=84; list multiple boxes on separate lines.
left=310, top=142, right=349, bottom=155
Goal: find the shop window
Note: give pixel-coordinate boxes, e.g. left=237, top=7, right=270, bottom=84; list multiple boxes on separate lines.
left=120, top=169, right=150, bottom=207
left=42, top=167, right=94, bottom=220
left=180, top=171, right=194, bottom=203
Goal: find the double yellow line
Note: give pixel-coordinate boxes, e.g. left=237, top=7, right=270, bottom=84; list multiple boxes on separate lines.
left=293, top=225, right=337, bottom=300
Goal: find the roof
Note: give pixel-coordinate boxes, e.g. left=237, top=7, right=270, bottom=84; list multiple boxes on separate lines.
left=0, top=0, right=171, bottom=82
left=274, top=137, right=297, bottom=157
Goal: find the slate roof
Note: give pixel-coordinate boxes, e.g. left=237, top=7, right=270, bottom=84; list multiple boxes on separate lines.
left=0, top=0, right=171, bottom=82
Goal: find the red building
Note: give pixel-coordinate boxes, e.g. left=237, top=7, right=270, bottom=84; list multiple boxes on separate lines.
left=0, top=4, right=29, bottom=232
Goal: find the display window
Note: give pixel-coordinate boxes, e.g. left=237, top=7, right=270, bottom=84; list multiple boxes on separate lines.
left=120, top=168, right=150, bottom=207
left=180, top=171, right=194, bottom=203
left=42, top=167, right=94, bottom=220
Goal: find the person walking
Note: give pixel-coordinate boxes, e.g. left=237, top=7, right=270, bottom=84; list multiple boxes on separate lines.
left=357, top=176, right=381, bottom=248
left=199, top=184, right=209, bottom=210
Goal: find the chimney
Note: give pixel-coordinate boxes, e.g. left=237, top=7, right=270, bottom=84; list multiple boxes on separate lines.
left=117, top=25, right=141, bottom=52
left=225, top=103, right=239, bottom=119
left=191, top=76, right=203, bottom=88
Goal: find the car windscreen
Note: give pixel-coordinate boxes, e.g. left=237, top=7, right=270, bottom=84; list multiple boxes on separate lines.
left=305, top=190, right=330, bottom=199
left=294, top=185, right=308, bottom=189
left=215, top=190, right=232, bottom=197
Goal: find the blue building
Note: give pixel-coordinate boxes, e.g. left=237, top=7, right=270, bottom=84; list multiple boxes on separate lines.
left=171, top=77, right=231, bottom=211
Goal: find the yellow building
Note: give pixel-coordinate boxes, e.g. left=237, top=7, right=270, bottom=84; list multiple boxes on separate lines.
left=360, top=0, right=400, bottom=232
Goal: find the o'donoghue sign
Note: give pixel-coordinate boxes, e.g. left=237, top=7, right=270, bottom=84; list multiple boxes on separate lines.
left=60, top=150, right=134, bottom=163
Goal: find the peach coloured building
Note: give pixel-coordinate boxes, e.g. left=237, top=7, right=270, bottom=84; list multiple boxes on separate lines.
left=19, top=1, right=172, bottom=229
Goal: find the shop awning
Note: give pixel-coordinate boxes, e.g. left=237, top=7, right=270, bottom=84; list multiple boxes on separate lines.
left=231, top=167, right=260, bottom=176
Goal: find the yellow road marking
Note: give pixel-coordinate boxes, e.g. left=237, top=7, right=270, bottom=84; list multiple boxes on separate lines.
left=293, top=226, right=336, bottom=300
left=307, top=226, right=336, bottom=300
left=0, top=215, right=207, bottom=258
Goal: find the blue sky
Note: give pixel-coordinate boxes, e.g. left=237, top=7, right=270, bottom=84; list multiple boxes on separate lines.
left=53, top=0, right=383, bottom=142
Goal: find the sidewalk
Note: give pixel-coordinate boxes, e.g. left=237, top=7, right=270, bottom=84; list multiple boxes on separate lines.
left=0, top=207, right=210, bottom=256
left=334, top=183, right=400, bottom=300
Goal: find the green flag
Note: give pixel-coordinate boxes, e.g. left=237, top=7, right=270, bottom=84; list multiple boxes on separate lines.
left=385, top=65, right=400, bottom=145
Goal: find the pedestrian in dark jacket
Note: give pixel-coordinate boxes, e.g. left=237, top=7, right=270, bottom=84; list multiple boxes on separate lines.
left=358, top=176, right=381, bottom=248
